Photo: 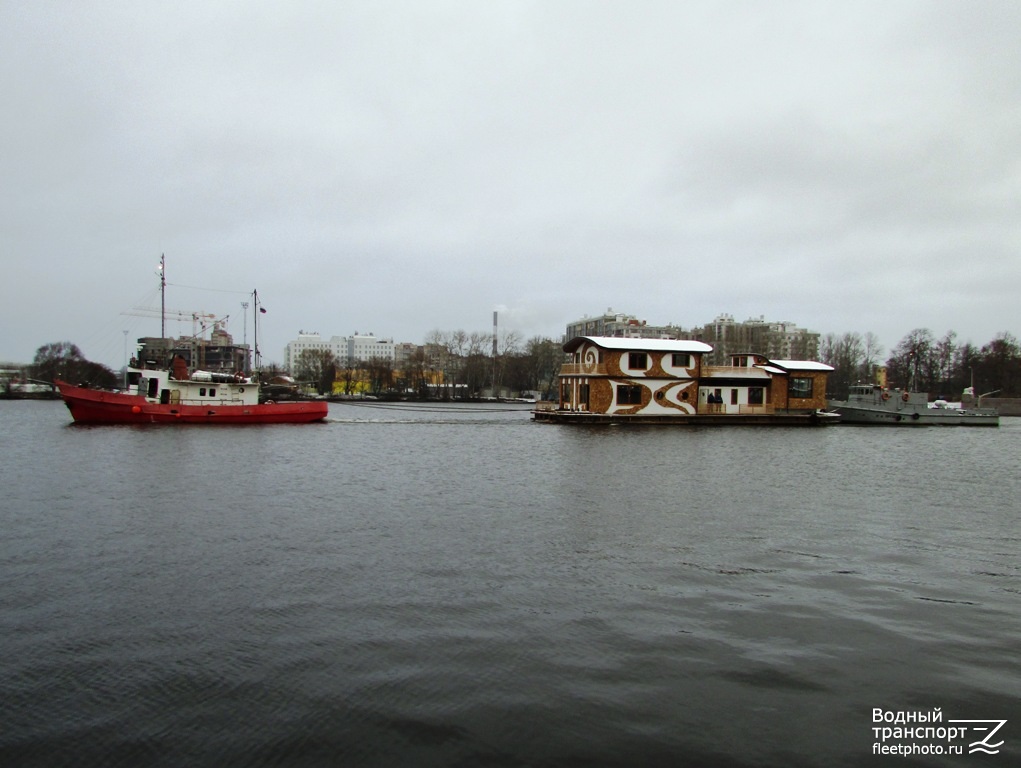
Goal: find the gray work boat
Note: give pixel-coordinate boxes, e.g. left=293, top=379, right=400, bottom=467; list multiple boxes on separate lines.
left=829, top=385, right=999, bottom=426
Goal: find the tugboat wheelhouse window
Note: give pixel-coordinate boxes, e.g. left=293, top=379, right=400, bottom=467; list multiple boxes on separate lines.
left=789, top=377, right=813, bottom=398
left=617, top=384, right=643, bottom=405
left=628, top=352, right=648, bottom=370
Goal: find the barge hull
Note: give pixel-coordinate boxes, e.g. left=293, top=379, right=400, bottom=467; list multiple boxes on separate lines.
left=532, top=410, right=839, bottom=426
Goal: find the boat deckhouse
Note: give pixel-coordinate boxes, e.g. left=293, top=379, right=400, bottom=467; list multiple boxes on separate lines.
left=540, top=336, right=834, bottom=424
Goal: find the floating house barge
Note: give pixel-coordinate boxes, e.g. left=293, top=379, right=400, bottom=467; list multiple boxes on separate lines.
left=533, top=336, right=837, bottom=425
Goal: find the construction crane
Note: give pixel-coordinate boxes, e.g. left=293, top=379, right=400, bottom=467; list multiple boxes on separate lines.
left=122, top=307, right=224, bottom=339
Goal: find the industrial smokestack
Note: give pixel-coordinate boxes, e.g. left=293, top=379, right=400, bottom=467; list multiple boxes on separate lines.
left=493, top=311, right=498, bottom=357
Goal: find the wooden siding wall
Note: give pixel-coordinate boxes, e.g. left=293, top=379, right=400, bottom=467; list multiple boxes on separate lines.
left=770, top=370, right=830, bottom=411
left=601, top=349, right=703, bottom=379
left=561, top=344, right=702, bottom=413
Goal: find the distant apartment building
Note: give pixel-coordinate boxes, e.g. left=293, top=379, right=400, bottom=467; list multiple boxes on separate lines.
left=283, top=332, right=350, bottom=371
left=349, top=333, right=395, bottom=366
left=566, top=311, right=819, bottom=365
left=393, top=342, right=419, bottom=370
left=284, top=331, right=396, bottom=372
left=695, top=314, right=819, bottom=364
left=565, top=309, right=687, bottom=341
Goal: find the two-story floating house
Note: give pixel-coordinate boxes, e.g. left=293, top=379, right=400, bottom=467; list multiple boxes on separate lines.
left=533, top=336, right=836, bottom=425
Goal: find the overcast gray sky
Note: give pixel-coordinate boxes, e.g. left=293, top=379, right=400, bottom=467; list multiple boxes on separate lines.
left=3, top=0, right=1019, bottom=369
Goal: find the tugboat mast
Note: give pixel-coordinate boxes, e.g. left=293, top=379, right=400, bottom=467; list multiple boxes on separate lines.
left=252, top=288, right=261, bottom=371
left=158, top=253, right=166, bottom=339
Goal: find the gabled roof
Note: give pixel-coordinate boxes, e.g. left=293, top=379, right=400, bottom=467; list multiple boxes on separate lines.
left=564, top=335, right=713, bottom=354
left=769, top=360, right=834, bottom=372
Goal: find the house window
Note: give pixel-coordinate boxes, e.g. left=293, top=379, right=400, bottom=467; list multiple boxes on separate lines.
left=749, top=387, right=764, bottom=405
left=731, top=389, right=739, bottom=405
left=579, top=383, right=590, bottom=408
left=616, top=384, right=643, bottom=405
left=789, top=377, right=813, bottom=399
left=628, top=352, right=648, bottom=370
left=671, top=353, right=691, bottom=368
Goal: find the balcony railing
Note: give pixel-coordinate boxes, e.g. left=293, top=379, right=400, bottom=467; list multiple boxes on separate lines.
left=559, top=363, right=608, bottom=376
left=703, top=366, right=771, bottom=378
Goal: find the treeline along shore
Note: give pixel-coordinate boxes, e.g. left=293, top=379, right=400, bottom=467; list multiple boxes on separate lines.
left=6, top=327, right=1021, bottom=405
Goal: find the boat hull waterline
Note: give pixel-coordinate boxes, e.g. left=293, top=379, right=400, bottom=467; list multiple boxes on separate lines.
left=56, top=380, right=328, bottom=425
left=828, top=404, right=998, bottom=426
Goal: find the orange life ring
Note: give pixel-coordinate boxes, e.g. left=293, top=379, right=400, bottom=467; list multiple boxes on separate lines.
left=902, top=392, right=909, bottom=402
left=881, top=392, right=890, bottom=401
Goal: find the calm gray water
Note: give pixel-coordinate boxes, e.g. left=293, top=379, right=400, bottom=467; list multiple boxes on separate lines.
left=2, top=400, right=1019, bottom=767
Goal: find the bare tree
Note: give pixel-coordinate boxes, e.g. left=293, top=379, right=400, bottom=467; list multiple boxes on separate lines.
left=32, top=341, right=116, bottom=388
left=931, top=331, right=957, bottom=397
left=862, top=332, right=883, bottom=381
left=819, top=332, right=865, bottom=398
left=887, top=328, right=935, bottom=391
left=295, top=349, right=337, bottom=395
